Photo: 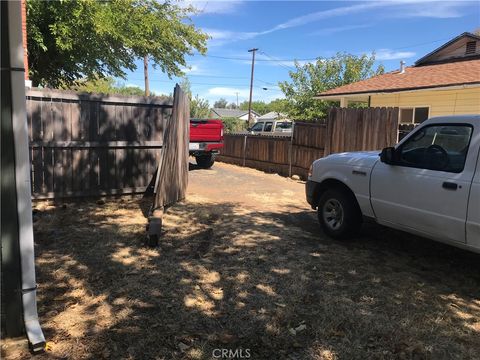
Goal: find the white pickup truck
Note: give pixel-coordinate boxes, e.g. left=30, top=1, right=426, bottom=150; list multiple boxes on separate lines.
left=306, top=115, right=480, bottom=253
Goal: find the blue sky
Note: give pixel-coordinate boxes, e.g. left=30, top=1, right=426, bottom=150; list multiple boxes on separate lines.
left=123, top=0, right=479, bottom=105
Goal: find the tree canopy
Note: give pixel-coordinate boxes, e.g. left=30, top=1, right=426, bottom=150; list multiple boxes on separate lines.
left=27, top=0, right=208, bottom=88
left=72, top=77, right=149, bottom=96
left=180, top=78, right=210, bottom=118
left=279, top=53, right=384, bottom=121
left=239, top=100, right=270, bottom=115
left=213, top=98, right=228, bottom=108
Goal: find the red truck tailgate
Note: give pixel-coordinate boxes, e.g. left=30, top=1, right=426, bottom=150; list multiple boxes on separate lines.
left=190, top=119, right=223, bottom=142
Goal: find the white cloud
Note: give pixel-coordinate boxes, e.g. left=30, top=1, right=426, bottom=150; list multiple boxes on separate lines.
left=374, top=49, right=416, bottom=61
left=203, top=1, right=468, bottom=47
left=181, top=64, right=203, bottom=75
left=208, top=87, right=250, bottom=98
left=389, top=0, right=468, bottom=19
left=310, top=24, right=372, bottom=36
left=266, top=2, right=383, bottom=33
left=204, top=28, right=259, bottom=47
left=202, top=86, right=283, bottom=104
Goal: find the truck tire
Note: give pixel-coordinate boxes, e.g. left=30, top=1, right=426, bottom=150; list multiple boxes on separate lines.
left=196, top=154, right=215, bottom=169
left=317, top=188, right=362, bottom=239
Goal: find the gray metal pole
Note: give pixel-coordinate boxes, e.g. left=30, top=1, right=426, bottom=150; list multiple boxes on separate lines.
left=247, top=48, right=258, bottom=126
left=1, top=1, right=24, bottom=336
left=1, top=1, right=46, bottom=351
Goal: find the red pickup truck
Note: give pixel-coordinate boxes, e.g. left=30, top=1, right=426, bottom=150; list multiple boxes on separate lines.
left=189, top=119, right=224, bottom=168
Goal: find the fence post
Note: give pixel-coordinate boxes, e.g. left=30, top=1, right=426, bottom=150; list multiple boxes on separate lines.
left=288, top=125, right=294, bottom=177
left=243, top=135, right=247, bottom=167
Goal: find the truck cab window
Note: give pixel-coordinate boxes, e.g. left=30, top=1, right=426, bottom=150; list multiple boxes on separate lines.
left=264, top=122, right=273, bottom=132
left=251, top=122, right=264, bottom=132
left=399, top=124, right=473, bottom=173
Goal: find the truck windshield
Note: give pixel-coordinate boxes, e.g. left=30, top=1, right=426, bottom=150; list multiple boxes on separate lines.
left=400, top=124, right=473, bottom=172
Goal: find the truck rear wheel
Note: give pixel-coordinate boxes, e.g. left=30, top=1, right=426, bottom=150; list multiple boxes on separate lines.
left=317, top=188, right=362, bottom=239
left=196, top=154, right=215, bottom=169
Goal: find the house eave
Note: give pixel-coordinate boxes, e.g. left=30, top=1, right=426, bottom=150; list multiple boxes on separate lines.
left=415, top=32, right=480, bottom=66
left=314, top=82, right=480, bottom=100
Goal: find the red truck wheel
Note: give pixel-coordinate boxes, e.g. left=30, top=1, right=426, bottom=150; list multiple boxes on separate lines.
left=196, top=154, right=215, bottom=169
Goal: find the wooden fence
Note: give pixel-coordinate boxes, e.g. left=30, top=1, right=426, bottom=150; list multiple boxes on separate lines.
left=26, top=88, right=173, bottom=198
left=325, top=107, right=399, bottom=154
left=217, top=107, right=399, bottom=178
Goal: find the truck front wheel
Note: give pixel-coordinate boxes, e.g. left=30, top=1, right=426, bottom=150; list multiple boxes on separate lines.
left=317, top=188, right=362, bottom=239
left=195, top=154, right=215, bottom=169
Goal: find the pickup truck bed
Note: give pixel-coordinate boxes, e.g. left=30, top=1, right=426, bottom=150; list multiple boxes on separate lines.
left=190, top=119, right=224, bottom=168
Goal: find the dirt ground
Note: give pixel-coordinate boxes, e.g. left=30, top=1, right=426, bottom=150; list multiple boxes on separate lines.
left=2, top=161, right=480, bottom=360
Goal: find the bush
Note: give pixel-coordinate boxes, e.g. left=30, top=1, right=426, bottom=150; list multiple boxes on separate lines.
left=221, top=117, right=248, bottom=134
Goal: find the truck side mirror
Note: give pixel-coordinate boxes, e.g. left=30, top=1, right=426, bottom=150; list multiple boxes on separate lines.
left=380, top=147, right=396, bottom=165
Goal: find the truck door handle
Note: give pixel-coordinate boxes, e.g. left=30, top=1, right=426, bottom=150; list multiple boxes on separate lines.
left=442, top=182, right=458, bottom=190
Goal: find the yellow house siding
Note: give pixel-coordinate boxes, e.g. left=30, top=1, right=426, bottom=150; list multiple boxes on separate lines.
left=370, top=87, right=480, bottom=117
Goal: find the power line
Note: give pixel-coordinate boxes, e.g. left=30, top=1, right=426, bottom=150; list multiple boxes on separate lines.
left=202, top=36, right=453, bottom=63
left=259, top=51, right=297, bottom=71
left=204, top=54, right=317, bottom=62
left=150, top=72, right=250, bottom=80
left=387, top=37, right=451, bottom=51
left=126, top=76, right=282, bottom=92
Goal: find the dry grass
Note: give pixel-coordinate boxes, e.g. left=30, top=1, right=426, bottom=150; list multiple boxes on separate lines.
left=2, top=164, right=480, bottom=359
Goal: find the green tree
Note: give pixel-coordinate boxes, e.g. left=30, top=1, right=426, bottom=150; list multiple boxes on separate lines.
left=267, top=98, right=290, bottom=114
left=239, top=100, right=269, bottom=115
left=180, top=78, right=210, bottom=118
left=27, top=0, right=208, bottom=88
left=278, top=53, right=384, bottom=121
left=191, top=95, right=210, bottom=118
left=213, top=98, right=228, bottom=108
left=73, top=77, right=148, bottom=96
left=221, top=117, right=247, bottom=133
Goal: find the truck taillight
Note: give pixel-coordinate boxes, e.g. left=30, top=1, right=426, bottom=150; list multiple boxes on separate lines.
left=221, top=128, right=224, bottom=137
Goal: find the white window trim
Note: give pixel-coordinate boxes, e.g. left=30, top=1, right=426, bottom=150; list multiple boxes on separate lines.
left=399, top=106, right=430, bottom=124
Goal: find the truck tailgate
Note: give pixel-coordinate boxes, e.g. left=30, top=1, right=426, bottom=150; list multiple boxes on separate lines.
left=190, top=119, right=223, bottom=142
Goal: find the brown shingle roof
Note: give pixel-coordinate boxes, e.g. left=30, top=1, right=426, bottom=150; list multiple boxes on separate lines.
left=318, top=59, right=480, bottom=97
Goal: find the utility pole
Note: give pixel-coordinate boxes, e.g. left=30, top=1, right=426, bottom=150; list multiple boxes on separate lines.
left=247, top=48, right=258, bottom=126
left=144, top=55, right=150, bottom=96
left=235, top=92, right=239, bottom=108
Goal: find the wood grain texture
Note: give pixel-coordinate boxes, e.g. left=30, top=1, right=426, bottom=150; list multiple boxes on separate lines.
left=26, top=89, right=172, bottom=198
left=153, top=85, right=190, bottom=210
left=219, top=108, right=399, bottom=179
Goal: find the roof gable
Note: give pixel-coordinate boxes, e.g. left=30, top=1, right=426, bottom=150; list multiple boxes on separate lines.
left=415, top=32, right=480, bottom=66
left=257, top=111, right=289, bottom=120
left=210, top=108, right=259, bottom=118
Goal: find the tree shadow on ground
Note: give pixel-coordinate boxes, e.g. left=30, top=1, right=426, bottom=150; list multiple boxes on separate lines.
left=13, top=197, right=480, bottom=360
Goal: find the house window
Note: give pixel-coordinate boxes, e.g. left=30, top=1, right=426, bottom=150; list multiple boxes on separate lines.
left=399, top=107, right=429, bottom=124
left=414, top=107, right=429, bottom=123
left=399, top=108, right=414, bottom=124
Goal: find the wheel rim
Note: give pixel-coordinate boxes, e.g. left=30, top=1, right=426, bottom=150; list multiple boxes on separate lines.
left=322, top=198, right=344, bottom=230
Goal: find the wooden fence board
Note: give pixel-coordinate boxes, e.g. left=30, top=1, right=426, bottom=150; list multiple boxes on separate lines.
left=26, top=88, right=173, bottom=199
left=218, top=107, right=399, bottom=179
left=153, top=85, right=189, bottom=210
